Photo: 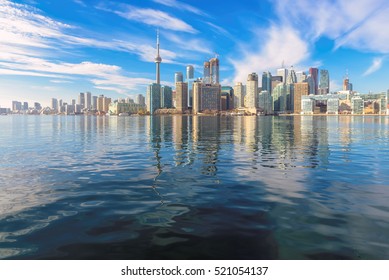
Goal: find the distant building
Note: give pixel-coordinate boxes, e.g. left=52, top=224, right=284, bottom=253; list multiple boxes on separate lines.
left=92, top=96, right=98, bottom=110
left=276, top=68, right=288, bottom=84
left=23, top=102, right=28, bottom=110
left=233, top=82, right=245, bottom=108
left=78, top=92, right=85, bottom=107
left=186, top=65, right=194, bottom=80
left=161, top=85, right=173, bottom=108
left=296, top=71, right=307, bottom=83
left=309, top=67, right=319, bottom=95
left=146, top=83, right=161, bottom=114
left=135, top=94, right=145, bottom=106
left=294, top=82, right=309, bottom=114
left=245, top=73, right=258, bottom=109
left=12, top=101, right=22, bottom=111
left=175, top=72, right=183, bottom=84
left=319, top=69, right=330, bottom=94
left=109, top=101, right=146, bottom=115
left=51, top=98, right=58, bottom=112
left=327, top=98, right=339, bottom=114
left=258, top=90, right=273, bottom=115
left=262, top=71, right=272, bottom=94
left=34, top=102, right=41, bottom=110
left=351, top=96, right=364, bottom=114
left=221, top=86, right=234, bottom=111
left=203, top=57, right=219, bottom=85
left=175, top=82, right=188, bottom=113
left=301, top=96, right=315, bottom=114
left=85, top=92, right=92, bottom=110
left=306, top=75, right=315, bottom=95
left=193, top=81, right=221, bottom=113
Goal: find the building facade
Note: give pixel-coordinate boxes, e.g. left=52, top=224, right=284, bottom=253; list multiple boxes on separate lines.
left=175, top=82, right=188, bottom=113
left=146, top=83, right=161, bottom=114
left=245, top=73, right=258, bottom=109
left=233, top=82, right=245, bottom=108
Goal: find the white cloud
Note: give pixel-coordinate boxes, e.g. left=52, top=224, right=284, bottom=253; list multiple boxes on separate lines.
left=163, top=32, right=213, bottom=55
left=363, top=57, right=385, bottom=76
left=152, top=0, right=208, bottom=16
left=230, top=25, right=309, bottom=83
left=73, top=0, right=86, bottom=7
left=107, top=4, right=197, bottom=33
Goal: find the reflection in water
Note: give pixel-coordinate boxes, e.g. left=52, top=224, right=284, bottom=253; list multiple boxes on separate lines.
left=0, top=115, right=389, bottom=259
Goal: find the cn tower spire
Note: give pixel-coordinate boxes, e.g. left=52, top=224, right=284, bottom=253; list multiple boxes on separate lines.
left=155, top=28, right=162, bottom=85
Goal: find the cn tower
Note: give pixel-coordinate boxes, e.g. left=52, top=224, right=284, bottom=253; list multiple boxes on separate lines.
left=155, top=29, right=162, bottom=85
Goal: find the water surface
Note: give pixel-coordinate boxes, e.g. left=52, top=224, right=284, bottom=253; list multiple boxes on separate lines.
left=1, top=115, right=389, bottom=259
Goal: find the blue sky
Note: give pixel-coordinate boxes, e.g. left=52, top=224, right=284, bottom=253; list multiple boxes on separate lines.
left=1, top=0, right=389, bottom=107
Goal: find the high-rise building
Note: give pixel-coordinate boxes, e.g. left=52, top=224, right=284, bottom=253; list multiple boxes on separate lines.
left=12, top=101, right=21, bottom=111
left=327, top=98, right=339, bottom=114
left=319, top=69, right=330, bottom=94
left=34, top=102, right=41, bottom=110
left=155, top=29, right=162, bottom=85
left=386, top=89, right=389, bottom=115
left=296, top=71, right=307, bottom=83
left=203, top=61, right=210, bottom=84
left=78, top=92, right=85, bottom=107
left=277, top=67, right=288, bottom=84
left=92, top=96, right=97, bottom=110
left=202, top=84, right=221, bottom=111
left=86, top=92, right=92, bottom=110
left=209, top=57, right=219, bottom=84
left=221, top=86, right=234, bottom=111
left=146, top=83, right=161, bottom=114
left=97, top=95, right=105, bottom=111
left=258, top=90, right=273, bottom=115
left=193, top=80, right=202, bottom=114
left=103, top=97, right=111, bottom=112
left=272, top=83, right=287, bottom=113
left=262, top=71, right=272, bottom=94
left=161, top=85, right=173, bottom=108
left=71, top=99, right=76, bottom=106
left=306, top=75, right=315, bottom=95
left=245, top=73, right=258, bottom=109
left=23, top=102, right=28, bottom=110
left=294, top=82, right=309, bottom=114
left=175, top=72, right=183, bottom=84
left=233, top=82, right=245, bottom=108
left=286, top=68, right=297, bottom=84
left=186, top=65, right=194, bottom=80
left=136, top=94, right=145, bottom=106
left=175, top=82, right=188, bottom=113
left=309, top=68, right=319, bottom=95
left=271, top=76, right=283, bottom=92
left=51, top=98, right=58, bottom=111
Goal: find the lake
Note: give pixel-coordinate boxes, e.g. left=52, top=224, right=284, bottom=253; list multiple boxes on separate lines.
left=1, top=115, right=389, bottom=259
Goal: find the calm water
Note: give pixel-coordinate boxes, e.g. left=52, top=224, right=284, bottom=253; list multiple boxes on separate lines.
left=1, top=115, right=389, bottom=259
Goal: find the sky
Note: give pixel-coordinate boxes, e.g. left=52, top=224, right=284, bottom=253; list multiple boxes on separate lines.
left=1, top=0, right=389, bottom=108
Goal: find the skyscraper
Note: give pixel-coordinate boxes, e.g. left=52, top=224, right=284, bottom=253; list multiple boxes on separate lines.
left=186, top=65, right=194, bottom=80
left=309, top=68, right=319, bottom=95
left=319, top=69, right=330, bottom=94
left=161, top=85, right=173, bottom=108
left=155, top=29, right=162, bottom=85
left=209, top=57, right=219, bottom=84
left=175, top=82, right=188, bottom=113
left=262, top=71, right=272, bottom=94
left=245, top=73, right=258, bottom=109
left=86, top=92, right=91, bottom=110
left=136, top=94, right=145, bottom=106
left=51, top=98, right=58, bottom=112
left=92, top=96, right=97, bottom=110
left=175, top=72, right=183, bottom=84
left=294, top=82, right=309, bottom=114
left=203, top=61, right=210, bottom=84
left=233, top=82, right=245, bottom=108
left=277, top=67, right=288, bottom=83
left=146, top=84, right=161, bottom=114
left=78, top=92, right=85, bottom=107
left=286, top=68, right=297, bottom=84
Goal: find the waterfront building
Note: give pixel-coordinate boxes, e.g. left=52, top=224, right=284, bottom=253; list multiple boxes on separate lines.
left=210, top=57, right=219, bottom=85
left=327, top=98, right=339, bottom=114
left=306, top=75, right=315, bottom=95
left=175, top=82, right=188, bottom=113
left=175, top=72, right=183, bottom=84
left=92, top=96, right=97, bottom=110
left=272, top=83, right=287, bottom=113
left=85, top=92, right=92, bottom=110
left=379, top=94, right=386, bottom=114
left=258, top=90, right=273, bottom=115
left=192, top=81, right=221, bottom=113
left=309, top=67, right=319, bottom=94
left=319, top=69, right=330, bottom=94
left=103, top=97, right=111, bottom=112
left=351, top=96, right=364, bottom=114
left=23, top=102, right=28, bottom=111
left=65, top=104, right=75, bottom=115
left=12, top=101, right=22, bottom=112
left=75, top=104, right=82, bottom=114
left=146, top=83, right=161, bottom=114
left=221, top=86, right=234, bottom=111
left=294, top=82, right=309, bottom=114
left=97, top=95, right=104, bottom=112
left=262, top=71, right=272, bottom=94
left=136, top=94, right=146, bottom=106
left=71, top=99, right=76, bottom=106
left=301, top=96, right=314, bottom=114
left=34, top=102, right=41, bottom=110
left=161, top=85, right=173, bottom=108
left=245, top=73, right=258, bottom=109
left=233, top=82, right=245, bottom=108
left=109, top=101, right=146, bottom=115
left=51, top=98, right=58, bottom=112
left=78, top=92, right=85, bottom=107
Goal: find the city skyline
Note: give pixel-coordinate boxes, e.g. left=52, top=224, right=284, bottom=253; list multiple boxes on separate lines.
left=1, top=0, right=389, bottom=108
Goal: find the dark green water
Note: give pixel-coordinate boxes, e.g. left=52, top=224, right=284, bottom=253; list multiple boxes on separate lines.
left=1, top=115, right=389, bottom=259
